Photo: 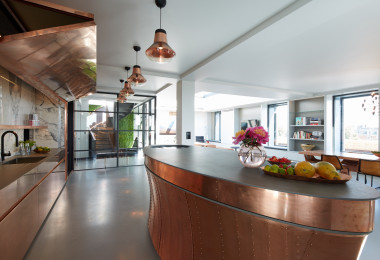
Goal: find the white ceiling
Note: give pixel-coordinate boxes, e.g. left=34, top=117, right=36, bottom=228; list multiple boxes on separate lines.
left=47, top=0, right=380, bottom=107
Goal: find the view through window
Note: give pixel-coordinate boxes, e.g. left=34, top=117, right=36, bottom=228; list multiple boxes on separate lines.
left=268, top=103, right=288, bottom=147
left=214, top=111, right=221, bottom=142
left=335, top=92, right=379, bottom=152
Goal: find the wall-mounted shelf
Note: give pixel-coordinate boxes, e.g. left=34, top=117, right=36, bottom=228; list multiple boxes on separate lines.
left=288, top=97, right=325, bottom=152
left=290, top=125, right=324, bottom=127
left=0, top=125, right=48, bottom=130
left=290, top=138, right=324, bottom=142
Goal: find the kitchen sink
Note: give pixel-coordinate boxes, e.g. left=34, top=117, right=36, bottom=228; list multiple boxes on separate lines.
left=2, top=156, right=46, bottom=165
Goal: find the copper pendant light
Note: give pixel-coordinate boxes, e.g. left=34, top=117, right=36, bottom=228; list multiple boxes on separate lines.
left=117, top=78, right=127, bottom=103
left=128, top=46, right=147, bottom=86
left=145, top=0, right=176, bottom=63
left=117, top=94, right=127, bottom=103
left=119, top=66, right=135, bottom=97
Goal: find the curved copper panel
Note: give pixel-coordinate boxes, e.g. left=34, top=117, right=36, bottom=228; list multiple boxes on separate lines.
left=145, top=156, right=375, bottom=233
left=146, top=169, right=367, bottom=260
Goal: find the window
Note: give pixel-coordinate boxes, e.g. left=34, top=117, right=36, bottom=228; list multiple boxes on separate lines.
left=268, top=103, right=288, bottom=147
left=334, top=91, right=379, bottom=153
left=214, top=111, right=221, bottom=142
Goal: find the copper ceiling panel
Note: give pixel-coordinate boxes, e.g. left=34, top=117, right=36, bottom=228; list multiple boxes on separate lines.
left=0, top=4, right=96, bottom=102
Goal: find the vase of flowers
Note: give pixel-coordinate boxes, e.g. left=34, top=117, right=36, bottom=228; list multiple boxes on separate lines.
left=233, top=126, right=269, bottom=168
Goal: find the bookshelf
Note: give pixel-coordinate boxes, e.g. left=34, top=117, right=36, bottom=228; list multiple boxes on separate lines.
left=288, top=97, right=325, bottom=151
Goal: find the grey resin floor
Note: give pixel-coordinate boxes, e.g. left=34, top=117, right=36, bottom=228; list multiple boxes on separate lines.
left=25, top=166, right=159, bottom=260
left=25, top=167, right=380, bottom=260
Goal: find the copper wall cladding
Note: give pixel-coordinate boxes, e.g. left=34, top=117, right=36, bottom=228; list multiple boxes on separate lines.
left=146, top=168, right=367, bottom=260
left=145, top=157, right=375, bottom=233
left=0, top=2, right=96, bottom=102
left=0, top=164, right=66, bottom=259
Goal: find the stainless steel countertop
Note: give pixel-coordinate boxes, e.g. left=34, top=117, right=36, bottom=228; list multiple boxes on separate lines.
left=0, top=148, right=64, bottom=190
left=0, top=148, right=65, bottom=217
left=144, top=145, right=380, bottom=201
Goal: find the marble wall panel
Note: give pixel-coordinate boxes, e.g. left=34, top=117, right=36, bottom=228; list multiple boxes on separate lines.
left=32, top=92, right=64, bottom=148
left=0, top=66, right=64, bottom=156
left=0, top=66, right=35, bottom=125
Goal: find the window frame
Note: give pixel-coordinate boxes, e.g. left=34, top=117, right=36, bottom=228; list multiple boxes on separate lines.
left=213, top=111, right=221, bottom=142
left=333, top=90, right=379, bottom=153
left=267, top=103, right=288, bottom=149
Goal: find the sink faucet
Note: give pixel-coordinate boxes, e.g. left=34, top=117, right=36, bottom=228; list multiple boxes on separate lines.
left=1, top=131, right=19, bottom=161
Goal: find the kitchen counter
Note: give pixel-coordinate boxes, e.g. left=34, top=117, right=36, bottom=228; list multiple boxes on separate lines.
left=144, top=145, right=380, bottom=260
left=0, top=148, right=65, bottom=218
left=0, top=148, right=66, bottom=259
left=0, top=149, right=64, bottom=189
left=144, top=145, right=380, bottom=201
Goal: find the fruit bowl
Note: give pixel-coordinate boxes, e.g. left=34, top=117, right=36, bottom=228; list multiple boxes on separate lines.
left=34, top=149, right=50, bottom=154
left=262, top=168, right=351, bottom=183
left=267, top=160, right=292, bottom=166
left=301, top=144, right=315, bottom=151
left=33, top=146, right=50, bottom=154
left=372, top=151, right=380, bottom=158
left=267, top=156, right=292, bottom=165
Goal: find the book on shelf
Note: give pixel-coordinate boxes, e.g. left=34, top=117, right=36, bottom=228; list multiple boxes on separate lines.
left=295, top=117, right=311, bottom=126
left=309, top=117, right=323, bottom=125
left=293, top=130, right=312, bottom=139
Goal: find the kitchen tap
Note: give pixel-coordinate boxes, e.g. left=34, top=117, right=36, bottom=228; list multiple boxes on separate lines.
left=1, top=131, right=19, bottom=161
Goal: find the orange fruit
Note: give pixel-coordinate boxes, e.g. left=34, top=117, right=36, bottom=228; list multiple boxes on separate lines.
left=294, top=161, right=315, bottom=178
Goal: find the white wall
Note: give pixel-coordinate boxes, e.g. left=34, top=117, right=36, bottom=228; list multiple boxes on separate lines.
left=221, top=110, right=234, bottom=145
left=195, top=111, right=211, bottom=140
left=240, top=106, right=261, bottom=122
left=156, top=84, right=177, bottom=145
left=176, top=80, right=195, bottom=145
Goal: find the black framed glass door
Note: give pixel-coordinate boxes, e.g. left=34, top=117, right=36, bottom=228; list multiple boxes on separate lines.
left=73, top=93, right=156, bottom=170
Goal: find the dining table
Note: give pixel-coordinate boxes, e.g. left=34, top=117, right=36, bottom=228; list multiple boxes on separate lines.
left=299, top=150, right=380, bottom=161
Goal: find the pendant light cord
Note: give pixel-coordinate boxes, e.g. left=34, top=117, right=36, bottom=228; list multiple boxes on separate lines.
left=160, top=8, right=162, bottom=29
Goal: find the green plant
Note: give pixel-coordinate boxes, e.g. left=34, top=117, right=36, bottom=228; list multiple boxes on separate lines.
left=89, top=104, right=102, bottom=112
left=81, top=60, right=96, bottom=81
left=119, top=112, right=134, bottom=148
left=20, top=140, right=36, bottom=146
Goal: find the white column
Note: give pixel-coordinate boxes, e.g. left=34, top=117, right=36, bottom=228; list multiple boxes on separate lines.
left=324, top=95, right=334, bottom=153
left=176, top=80, right=195, bottom=145
left=233, top=108, right=240, bottom=133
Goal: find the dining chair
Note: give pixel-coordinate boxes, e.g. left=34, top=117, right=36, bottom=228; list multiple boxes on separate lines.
left=357, top=159, right=380, bottom=187
left=321, top=154, right=350, bottom=175
left=304, top=155, right=321, bottom=163
left=341, top=159, right=359, bottom=173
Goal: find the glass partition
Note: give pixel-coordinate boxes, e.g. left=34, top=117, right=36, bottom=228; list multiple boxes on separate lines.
left=73, top=93, right=156, bottom=170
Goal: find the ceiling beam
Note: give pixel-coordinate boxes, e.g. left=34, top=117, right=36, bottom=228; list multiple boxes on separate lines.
left=97, top=64, right=180, bottom=80
left=180, top=0, right=313, bottom=79
left=96, top=85, right=157, bottom=96
left=197, top=79, right=313, bottom=99
left=156, top=83, right=173, bottom=94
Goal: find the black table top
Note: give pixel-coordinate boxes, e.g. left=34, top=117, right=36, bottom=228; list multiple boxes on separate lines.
left=144, top=145, right=380, bottom=201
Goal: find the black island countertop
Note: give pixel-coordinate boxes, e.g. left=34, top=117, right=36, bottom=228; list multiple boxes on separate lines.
left=144, top=145, right=380, bottom=259
left=144, top=145, right=380, bottom=201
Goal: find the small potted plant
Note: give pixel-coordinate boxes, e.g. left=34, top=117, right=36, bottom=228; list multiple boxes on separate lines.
left=233, top=126, right=269, bottom=168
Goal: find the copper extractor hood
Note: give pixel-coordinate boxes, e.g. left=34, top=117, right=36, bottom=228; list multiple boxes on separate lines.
left=0, top=0, right=97, bottom=102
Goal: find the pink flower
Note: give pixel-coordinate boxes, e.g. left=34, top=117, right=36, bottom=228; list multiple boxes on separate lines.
left=232, top=126, right=269, bottom=146
left=232, top=130, right=245, bottom=145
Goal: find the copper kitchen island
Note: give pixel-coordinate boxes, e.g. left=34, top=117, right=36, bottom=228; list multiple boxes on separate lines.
left=144, top=145, right=380, bottom=260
